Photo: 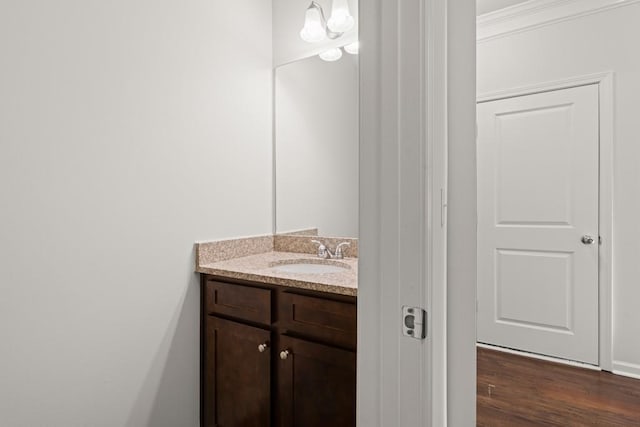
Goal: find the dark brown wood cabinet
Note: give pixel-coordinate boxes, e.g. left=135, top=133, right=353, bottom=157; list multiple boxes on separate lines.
left=203, top=316, right=271, bottom=427
left=201, top=276, right=356, bottom=427
left=278, top=335, right=356, bottom=427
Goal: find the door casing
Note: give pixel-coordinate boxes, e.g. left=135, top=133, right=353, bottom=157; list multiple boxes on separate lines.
left=476, top=71, right=615, bottom=371
left=358, top=0, right=449, bottom=425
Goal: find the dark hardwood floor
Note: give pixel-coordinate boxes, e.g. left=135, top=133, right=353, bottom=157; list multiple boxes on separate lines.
left=477, top=347, right=640, bottom=426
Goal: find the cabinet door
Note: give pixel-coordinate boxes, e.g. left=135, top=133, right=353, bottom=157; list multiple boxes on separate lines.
left=278, top=335, right=356, bottom=427
left=203, top=316, right=271, bottom=427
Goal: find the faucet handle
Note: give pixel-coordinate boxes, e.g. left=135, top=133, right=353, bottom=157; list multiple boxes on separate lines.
left=311, top=240, right=328, bottom=258
left=334, top=242, right=351, bottom=259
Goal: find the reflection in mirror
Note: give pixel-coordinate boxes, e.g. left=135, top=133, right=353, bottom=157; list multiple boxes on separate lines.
left=275, top=53, right=358, bottom=237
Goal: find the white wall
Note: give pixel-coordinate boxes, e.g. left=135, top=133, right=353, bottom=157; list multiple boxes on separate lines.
left=273, top=0, right=358, bottom=66
left=0, top=1, right=272, bottom=425
left=477, top=4, right=640, bottom=376
left=275, top=54, right=358, bottom=237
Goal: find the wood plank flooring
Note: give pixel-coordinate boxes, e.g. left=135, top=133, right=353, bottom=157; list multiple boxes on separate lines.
left=477, top=347, right=640, bottom=426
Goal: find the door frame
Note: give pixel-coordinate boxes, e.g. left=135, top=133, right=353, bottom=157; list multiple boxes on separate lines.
left=477, top=71, right=615, bottom=371
left=358, top=0, right=449, bottom=425
left=359, top=0, right=477, bottom=425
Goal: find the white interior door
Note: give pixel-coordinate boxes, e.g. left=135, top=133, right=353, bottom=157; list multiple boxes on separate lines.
left=477, top=84, right=600, bottom=365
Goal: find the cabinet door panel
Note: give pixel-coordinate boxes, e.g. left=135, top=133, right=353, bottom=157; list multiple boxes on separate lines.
left=278, top=335, right=356, bottom=427
left=203, top=316, right=271, bottom=427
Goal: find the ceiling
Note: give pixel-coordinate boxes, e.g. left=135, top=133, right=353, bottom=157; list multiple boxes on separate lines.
left=477, top=0, right=530, bottom=15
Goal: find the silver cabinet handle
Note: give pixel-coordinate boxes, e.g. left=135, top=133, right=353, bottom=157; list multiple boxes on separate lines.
left=279, top=350, right=290, bottom=360
left=258, top=343, right=269, bottom=353
left=582, top=235, right=595, bottom=245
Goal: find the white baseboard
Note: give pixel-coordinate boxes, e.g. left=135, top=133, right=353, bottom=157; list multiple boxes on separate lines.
left=612, top=361, right=640, bottom=380
left=477, top=343, right=601, bottom=371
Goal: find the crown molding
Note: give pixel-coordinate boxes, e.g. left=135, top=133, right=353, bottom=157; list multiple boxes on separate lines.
left=477, top=0, right=640, bottom=42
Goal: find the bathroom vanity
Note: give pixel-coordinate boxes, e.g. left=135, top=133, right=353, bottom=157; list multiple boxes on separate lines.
left=196, top=235, right=357, bottom=427
left=194, top=18, right=362, bottom=425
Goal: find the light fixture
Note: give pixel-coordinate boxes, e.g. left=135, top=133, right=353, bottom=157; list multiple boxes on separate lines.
left=300, top=2, right=327, bottom=43
left=327, top=0, right=355, bottom=33
left=319, top=48, right=343, bottom=62
left=300, top=1, right=355, bottom=43
left=344, top=41, right=359, bottom=55
left=318, top=42, right=358, bottom=62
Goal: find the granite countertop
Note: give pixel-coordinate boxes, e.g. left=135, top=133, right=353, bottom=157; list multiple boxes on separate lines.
left=195, top=235, right=358, bottom=297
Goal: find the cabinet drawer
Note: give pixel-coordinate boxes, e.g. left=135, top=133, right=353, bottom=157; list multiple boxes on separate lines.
left=279, top=292, right=356, bottom=349
left=204, top=279, right=271, bottom=325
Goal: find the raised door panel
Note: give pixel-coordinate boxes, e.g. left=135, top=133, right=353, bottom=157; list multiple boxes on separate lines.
left=203, top=316, right=271, bottom=427
left=277, top=335, right=356, bottom=427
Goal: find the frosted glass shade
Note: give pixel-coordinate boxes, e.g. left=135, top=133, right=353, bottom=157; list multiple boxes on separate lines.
left=327, top=0, right=355, bottom=33
left=319, top=48, right=343, bottom=62
left=300, top=3, right=327, bottom=43
left=344, top=41, right=359, bottom=55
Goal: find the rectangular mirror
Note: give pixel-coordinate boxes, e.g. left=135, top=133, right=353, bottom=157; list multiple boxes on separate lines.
left=274, top=53, right=359, bottom=237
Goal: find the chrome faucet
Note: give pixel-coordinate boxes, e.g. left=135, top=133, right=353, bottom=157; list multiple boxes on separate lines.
left=334, top=242, right=351, bottom=259
left=311, top=240, right=331, bottom=258
left=311, top=240, right=351, bottom=259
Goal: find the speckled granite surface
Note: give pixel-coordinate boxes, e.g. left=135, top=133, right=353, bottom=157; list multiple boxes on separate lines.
left=274, top=235, right=358, bottom=258
left=196, top=235, right=273, bottom=264
left=195, top=236, right=358, bottom=296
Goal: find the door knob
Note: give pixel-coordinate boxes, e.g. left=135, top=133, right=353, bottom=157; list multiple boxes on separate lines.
left=258, top=343, right=269, bottom=353
left=279, top=350, right=290, bottom=360
left=581, top=235, right=595, bottom=245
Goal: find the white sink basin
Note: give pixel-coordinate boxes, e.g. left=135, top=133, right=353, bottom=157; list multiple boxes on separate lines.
left=269, top=260, right=349, bottom=274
